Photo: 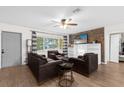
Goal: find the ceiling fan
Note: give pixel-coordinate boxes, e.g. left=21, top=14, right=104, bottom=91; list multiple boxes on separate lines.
left=52, top=18, right=78, bottom=29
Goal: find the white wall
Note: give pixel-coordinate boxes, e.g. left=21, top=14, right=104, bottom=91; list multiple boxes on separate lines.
left=0, top=23, right=65, bottom=68
left=105, top=23, right=124, bottom=63
left=0, top=23, right=32, bottom=68
left=36, top=32, right=63, bottom=57
left=3, top=22, right=124, bottom=66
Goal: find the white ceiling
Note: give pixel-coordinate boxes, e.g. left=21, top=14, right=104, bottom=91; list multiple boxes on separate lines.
left=0, top=6, right=124, bottom=34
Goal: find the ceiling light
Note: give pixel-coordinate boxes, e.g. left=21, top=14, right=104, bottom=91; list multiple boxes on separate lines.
left=63, top=25, right=67, bottom=29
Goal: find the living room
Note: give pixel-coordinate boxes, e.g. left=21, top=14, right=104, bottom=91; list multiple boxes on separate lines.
left=0, top=5, right=124, bottom=89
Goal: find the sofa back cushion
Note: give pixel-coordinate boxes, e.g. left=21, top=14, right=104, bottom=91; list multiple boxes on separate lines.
left=83, top=53, right=98, bottom=72
left=83, top=53, right=95, bottom=61
left=78, top=56, right=84, bottom=60
left=48, top=50, right=59, bottom=55
left=30, top=53, right=48, bottom=65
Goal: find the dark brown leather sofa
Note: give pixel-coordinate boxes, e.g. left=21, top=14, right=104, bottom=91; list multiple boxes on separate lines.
left=28, top=52, right=98, bottom=84
left=48, top=50, right=64, bottom=60
left=28, top=53, right=62, bottom=83
left=69, top=53, right=98, bottom=76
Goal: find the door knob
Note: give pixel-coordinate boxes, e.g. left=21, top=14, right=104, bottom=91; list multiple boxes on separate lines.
left=2, top=49, right=4, bottom=54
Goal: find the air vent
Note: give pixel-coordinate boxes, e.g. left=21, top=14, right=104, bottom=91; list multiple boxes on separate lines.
left=72, top=8, right=81, bottom=14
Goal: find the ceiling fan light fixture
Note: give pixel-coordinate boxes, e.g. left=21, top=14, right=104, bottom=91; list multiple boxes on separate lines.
left=63, top=25, right=67, bottom=29
left=52, top=18, right=77, bottom=29
left=65, top=19, right=72, bottom=24
left=60, top=25, right=67, bottom=29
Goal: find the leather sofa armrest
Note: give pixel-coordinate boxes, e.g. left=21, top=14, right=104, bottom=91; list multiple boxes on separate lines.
left=69, top=57, right=85, bottom=63
left=75, top=59, right=87, bottom=66
left=41, top=55, right=46, bottom=57
left=57, top=53, right=65, bottom=56
left=78, top=55, right=84, bottom=59
left=61, top=53, right=65, bottom=56
left=39, top=60, right=62, bottom=70
left=69, top=58, right=88, bottom=70
left=38, top=60, right=62, bottom=82
left=77, top=58, right=85, bottom=63
left=49, top=53, right=56, bottom=57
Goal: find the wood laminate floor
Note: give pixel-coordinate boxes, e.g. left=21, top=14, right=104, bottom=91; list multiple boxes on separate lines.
left=0, top=62, right=124, bottom=87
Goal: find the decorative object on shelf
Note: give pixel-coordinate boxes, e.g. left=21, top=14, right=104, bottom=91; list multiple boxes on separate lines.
left=68, top=44, right=73, bottom=47
left=92, top=40, right=98, bottom=43
left=92, top=41, right=96, bottom=43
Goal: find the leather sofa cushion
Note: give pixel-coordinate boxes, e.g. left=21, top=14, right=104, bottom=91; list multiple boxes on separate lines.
left=32, top=53, right=48, bottom=65
left=48, top=59, right=61, bottom=63
left=49, top=50, right=59, bottom=55
left=54, top=50, right=59, bottom=55
left=39, top=59, right=47, bottom=65
left=41, top=57, right=48, bottom=64
left=49, top=53, right=56, bottom=56
left=78, top=55, right=84, bottom=60
left=47, top=58, right=53, bottom=62
left=83, top=53, right=94, bottom=61
left=56, top=55, right=64, bottom=60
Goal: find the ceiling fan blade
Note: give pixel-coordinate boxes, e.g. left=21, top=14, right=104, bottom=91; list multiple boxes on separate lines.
left=67, top=23, right=78, bottom=26
left=68, top=19, right=72, bottom=22
left=51, top=20, right=60, bottom=23
left=65, top=18, right=72, bottom=23
left=53, top=25, right=60, bottom=27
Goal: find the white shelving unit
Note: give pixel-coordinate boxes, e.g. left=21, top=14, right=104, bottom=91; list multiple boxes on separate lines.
left=68, top=43, right=101, bottom=64
left=63, top=35, right=68, bottom=57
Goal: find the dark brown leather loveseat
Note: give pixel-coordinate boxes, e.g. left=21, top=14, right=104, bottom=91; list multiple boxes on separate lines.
left=69, top=53, right=98, bottom=76
left=28, top=53, right=62, bottom=83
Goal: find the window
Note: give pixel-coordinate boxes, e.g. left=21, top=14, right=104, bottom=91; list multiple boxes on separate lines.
left=36, top=36, right=63, bottom=50
left=44, top=38, right=58, bottom=49
left=59, top=38, right=63, bottom=49
left=37, top=37, right=43, bottom=50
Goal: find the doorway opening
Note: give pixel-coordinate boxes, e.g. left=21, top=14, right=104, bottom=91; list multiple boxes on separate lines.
left=119, top=33, right=124, bottom=63
left=109, top=33, right=124, bottom=63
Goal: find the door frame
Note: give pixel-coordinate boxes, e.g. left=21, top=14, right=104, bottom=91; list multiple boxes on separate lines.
left=1, top=31, right=22, bottom=68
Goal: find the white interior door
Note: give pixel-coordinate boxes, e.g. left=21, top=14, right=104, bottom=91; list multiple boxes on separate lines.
left=110, top=34, right=120, bottom=63
left=1, top=31, right=22, bottom=68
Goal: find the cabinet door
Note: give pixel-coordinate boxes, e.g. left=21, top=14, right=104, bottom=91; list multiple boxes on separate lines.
left=78, top=44, right=87, bottom=55
left=74, top=44, right=87, bottom=57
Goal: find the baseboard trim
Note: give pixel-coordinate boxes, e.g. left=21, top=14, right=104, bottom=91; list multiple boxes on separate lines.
left=101, top=62, right=107, bottom=64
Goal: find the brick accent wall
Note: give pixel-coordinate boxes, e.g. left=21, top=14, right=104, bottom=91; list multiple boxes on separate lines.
left=69, top=27, right=104, bottom=62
